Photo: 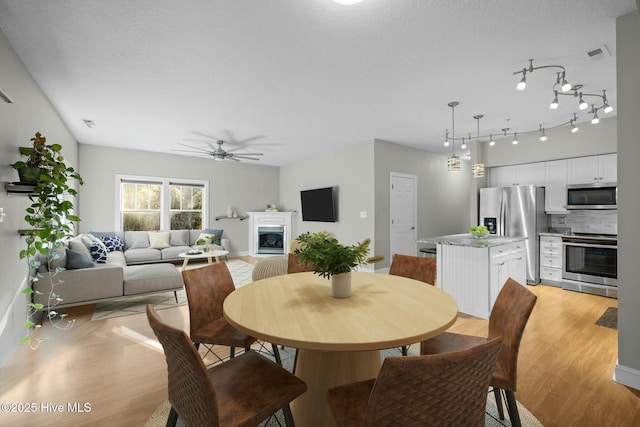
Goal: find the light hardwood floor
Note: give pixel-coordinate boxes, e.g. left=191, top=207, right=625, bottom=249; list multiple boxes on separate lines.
left=1, top=259, right=639, bottom=426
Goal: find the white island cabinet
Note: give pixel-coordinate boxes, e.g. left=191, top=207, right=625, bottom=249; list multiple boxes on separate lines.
left=419, top=234, right=527, bottom=320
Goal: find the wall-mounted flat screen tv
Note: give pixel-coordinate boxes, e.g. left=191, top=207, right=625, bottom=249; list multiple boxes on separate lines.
left=300, top=186, right=337, bottom=222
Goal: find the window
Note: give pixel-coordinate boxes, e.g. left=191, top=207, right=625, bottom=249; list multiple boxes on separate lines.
left=116, top=175, right=208, bottom=231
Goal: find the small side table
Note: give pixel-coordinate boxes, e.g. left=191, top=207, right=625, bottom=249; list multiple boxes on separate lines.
left=178, top=250, right=229, bottom=269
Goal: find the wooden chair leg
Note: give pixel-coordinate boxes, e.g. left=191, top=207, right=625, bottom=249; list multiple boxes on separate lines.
left=504, top=390, right=522, bottom=427
left=493, top=388, right=505, bottom=420
left=166, top=406, right=179, bottom=427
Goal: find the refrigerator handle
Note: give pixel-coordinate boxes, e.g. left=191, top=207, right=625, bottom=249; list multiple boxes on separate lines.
left=500, top=191, right=506, bottom=235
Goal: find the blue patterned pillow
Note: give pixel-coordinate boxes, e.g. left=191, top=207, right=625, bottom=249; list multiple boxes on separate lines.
left=89, top=242, right=107, bottom=263
left=101, top=235, right=124, bottom=252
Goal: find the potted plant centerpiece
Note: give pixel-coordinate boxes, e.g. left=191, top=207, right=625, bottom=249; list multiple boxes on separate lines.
left=293, top=232, right=384, bottom=298
left=11, top=131, right=84, bottom=348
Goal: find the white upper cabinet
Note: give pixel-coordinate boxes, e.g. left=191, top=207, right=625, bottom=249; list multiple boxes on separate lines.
left=567, top=154, right=617, bottom=185
left=489, top=162, right=545, bottom=187
left=544, top=159, right=568, bottom=213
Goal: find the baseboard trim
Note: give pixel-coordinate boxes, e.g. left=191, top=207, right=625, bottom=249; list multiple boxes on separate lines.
left=614, top=360, right=640, bottom=391
left=0, top=274, right=30, bottom=367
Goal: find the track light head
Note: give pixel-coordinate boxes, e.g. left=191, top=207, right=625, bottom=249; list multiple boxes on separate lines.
left=603, top=104, right=614, bottom=114
left=578, top=93, right=588, bottom=110
left=512, top=132, right=518, bottom=145
left=591, top=110, right=600, bottom=124
left=550, top=91, right=559, bottom=109
left=561, top=72, right=572, bottom=92
left=517, top=69, right=527, bottom=90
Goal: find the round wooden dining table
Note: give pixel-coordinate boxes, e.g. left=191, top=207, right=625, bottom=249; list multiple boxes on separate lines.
left=223, top=271, right=458, bottom=427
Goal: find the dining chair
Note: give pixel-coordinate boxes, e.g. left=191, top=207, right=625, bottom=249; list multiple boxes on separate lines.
left=388, top=253, right=437, bottom=355
left=327, top=337, right=503, bottom=427
left=420, top=278, right=537, bottom=427
left=146, top=305, right=307, bottom=427
left=287, top=252, right=314, bottom=273
left=182, top=263, right=282, bottom=366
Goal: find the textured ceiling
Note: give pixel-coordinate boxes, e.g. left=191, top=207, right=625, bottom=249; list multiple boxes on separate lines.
left=0, top=0, right=636, bottom=166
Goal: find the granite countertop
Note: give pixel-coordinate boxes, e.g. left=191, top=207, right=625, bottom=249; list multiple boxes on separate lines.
left=417, top=233, right=528, bottom=248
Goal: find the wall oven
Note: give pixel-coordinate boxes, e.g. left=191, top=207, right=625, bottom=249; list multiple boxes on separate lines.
left=562, top=233, right=617, bottom=298
left=565, top=183, right=617, bottom=210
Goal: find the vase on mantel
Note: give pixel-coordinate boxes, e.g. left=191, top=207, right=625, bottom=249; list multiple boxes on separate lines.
left=227, top=206, right=233, bottom=218
left=330, top=272, right=352, bottom=298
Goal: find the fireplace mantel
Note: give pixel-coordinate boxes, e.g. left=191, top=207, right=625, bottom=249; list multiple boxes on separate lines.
left=247, top=211, right=296, bottom=256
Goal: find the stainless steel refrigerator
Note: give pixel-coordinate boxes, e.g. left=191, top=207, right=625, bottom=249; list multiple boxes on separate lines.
left=480, top=185, right=547, bottom=284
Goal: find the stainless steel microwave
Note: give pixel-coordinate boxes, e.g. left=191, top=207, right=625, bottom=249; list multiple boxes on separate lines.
left=565, top=183, right=617, bottom=210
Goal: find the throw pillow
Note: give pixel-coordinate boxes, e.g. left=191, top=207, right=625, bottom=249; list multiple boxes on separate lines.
left=125, top=231, right=150, bottom=249
left=69, top=238, right=92, bottom=260
left=86, top=233, right=108, bottom=252
left=66, top=249, right=95, bottom=270
left=149, top=232, right=171, bottom=249
left=195, top=233, right=217, bottom=246
left=89, top=241, right=108, bottom=263
left=203, top=229, right=223, bottom=243
left=101, top=235, right=125, bottom=252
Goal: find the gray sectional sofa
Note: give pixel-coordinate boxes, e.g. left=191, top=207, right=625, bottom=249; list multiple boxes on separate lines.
left=33, top=229, right=227, bottom=309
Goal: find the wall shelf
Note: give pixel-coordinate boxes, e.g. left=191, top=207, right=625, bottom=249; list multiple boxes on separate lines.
left=215, top=215, right=248, bottom=221
left=5, top=182, right=36, bottom=194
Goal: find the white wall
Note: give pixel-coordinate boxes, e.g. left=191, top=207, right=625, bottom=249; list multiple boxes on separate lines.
left=481, top=116, right=617, bottom=167
left=279, top=140, right=376, bottom=252
left=78, top=144, right=280, bottom=255
left=0, top=29, right=79, bottom=365
left=615, top=10, right=640, bottom=390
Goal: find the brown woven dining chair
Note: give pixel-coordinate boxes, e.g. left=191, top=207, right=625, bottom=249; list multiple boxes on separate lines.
left=287, top=252, right=314, bottom=274
left=182, top=263, right=259, bottom=364
left=327, top=337, right=503, bottom=427
left=146, top=305, right=307, bottom=427
left=388, top=253, right=437, bottom=355
left=420, top=278, right=537, bottom=427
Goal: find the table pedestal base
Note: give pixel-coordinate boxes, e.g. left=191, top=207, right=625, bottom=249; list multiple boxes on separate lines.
left=291, top=349, right=382, bottom=427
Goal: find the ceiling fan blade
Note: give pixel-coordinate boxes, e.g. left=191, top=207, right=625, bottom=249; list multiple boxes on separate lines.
left=171, top=148, right=212, bottom=154
left=177, top=143, right=211, bottom=153
left=232, top=155, right=261, bottom=161
left=236, top=152, right=263, bottom=156
left=226, top=156, right=241, bottom=161
left=189, top=131, right=221, bottom=141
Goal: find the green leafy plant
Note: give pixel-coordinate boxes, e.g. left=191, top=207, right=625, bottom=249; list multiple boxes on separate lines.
left=293, top=232, right=384, bottom=278
left=11, top=132, right=84, bottom=348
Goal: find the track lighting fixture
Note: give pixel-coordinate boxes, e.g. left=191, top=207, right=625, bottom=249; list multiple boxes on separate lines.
left=461, top=137, right=467, bottom=150
left=444, top=130, right=449, bottom=147
left=602, top=90, right=614, bottom=113
left=489, top=134, right=495, bottom=146
left=570, top=114, right=579, bottom=133
left=539, top=125, right=547, bottom=141
left=512, top=132, right=519, bottom=145
left=517, top=69, right=527, bottom=90
left=591, top=106, right=600, bottom=124
left=560, top=72, right=572, bottom=92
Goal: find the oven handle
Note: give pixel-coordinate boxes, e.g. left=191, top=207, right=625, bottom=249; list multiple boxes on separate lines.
left=562, top=242, right=618, bottom=250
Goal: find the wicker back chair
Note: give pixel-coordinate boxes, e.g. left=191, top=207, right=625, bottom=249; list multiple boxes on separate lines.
left=421, top=278, right=537, bottom=427
left=327, top=337, right=503, bottom=427
left=146, top=305, right=306, bottom=427
left=388, top=253, right=437, bottom=286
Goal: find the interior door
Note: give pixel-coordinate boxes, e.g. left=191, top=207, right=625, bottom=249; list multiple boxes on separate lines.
left=390, top=173, right=417, bottom=258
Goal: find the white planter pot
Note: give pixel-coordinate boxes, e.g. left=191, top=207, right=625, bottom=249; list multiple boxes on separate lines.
left=331, top=272, right=352, bottom=298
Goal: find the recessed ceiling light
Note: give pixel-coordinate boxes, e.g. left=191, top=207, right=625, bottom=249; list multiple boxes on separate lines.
left=334, top=0, right=364, bottom=5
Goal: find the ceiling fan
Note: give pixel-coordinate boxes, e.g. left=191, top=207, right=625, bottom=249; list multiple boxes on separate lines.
left=173, top=139, right=264, bottom=162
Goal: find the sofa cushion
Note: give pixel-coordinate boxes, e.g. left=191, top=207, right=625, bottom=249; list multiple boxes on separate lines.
left=161, top=246, right=191, bottom=260
left=123, top=264, right=184, bottom=295
left=102, top=235, right=125, bottom=252
left=169, top=230, right=189, bottom=246
left=125, top=248, right=162, bottom=264
left=90, top=231, right=115, bottom=239
left=204, top=228, right=224, bottom=242
left=148, top=232, right=171, bottom=249
left=89, top=242, right=108, bottom=263
left=67, top=249, right=95, bottom=270
left=105, top=250, right=126, bottom=266
left=124, top=231, right=150, bottom=249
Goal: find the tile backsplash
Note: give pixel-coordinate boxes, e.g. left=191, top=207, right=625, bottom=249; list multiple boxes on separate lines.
left=549, top=210, right=618, bottom=235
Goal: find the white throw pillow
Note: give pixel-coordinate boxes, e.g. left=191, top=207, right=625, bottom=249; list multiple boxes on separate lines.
left=195, top=233, right=216, bottom=246
left=148, top=232, right=171, bottom=249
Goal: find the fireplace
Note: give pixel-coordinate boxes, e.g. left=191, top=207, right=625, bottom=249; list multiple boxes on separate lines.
left=257, top=225, right=286, bottom=255
left=247, top=211, right=296, bottom=257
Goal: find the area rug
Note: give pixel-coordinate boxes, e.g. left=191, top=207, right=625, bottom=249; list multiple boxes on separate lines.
left=91, top=259, right=254, bottom=321
left=595, top=306, right=618, bottom=330
left=145, top=346, right=543, bottom=427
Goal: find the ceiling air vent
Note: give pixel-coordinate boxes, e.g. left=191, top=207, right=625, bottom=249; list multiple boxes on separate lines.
left=584, top=44, right=610, bottom=62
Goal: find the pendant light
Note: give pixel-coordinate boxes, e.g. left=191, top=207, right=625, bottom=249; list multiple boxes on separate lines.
left=472, top=114, right=485, bottom=178
left=447, top=101, right=460, bottom=172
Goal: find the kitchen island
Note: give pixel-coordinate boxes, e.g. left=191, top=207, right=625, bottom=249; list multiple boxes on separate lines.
left=418, top=234, right=528, bottom=319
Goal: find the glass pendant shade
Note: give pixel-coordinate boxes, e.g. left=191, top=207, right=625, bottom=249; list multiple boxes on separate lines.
left=447, top=155, right=461, bottom=172
left=472, top=163, right=485, bottom=178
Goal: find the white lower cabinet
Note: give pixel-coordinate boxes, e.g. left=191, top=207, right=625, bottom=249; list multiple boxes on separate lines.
left=539, top=235, right=563, bottom=286
left=438, top=241, right=527, bottom=319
